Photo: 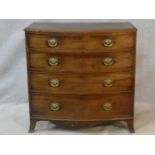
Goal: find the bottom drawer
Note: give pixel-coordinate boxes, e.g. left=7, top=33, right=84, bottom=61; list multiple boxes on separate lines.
left=31, top=93, right=133, bottom=120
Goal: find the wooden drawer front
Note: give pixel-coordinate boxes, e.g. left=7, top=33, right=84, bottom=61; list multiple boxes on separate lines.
left=27, top=33, right=135, bottom=50
left=31, top=93, right=133, bottom=120
left=30, top=72, right=134, bottom=94
left=84, top=33, right=135, bottom=50
left=29, top=51, right=134, bottom=72
left=28, top=34, right=82, bottom=49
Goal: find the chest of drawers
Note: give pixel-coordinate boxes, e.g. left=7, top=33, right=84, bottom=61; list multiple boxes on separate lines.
left=25, top=22, right=137, bottom=133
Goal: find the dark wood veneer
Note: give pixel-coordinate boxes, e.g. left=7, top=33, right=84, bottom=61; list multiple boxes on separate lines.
left=30, top=72, right=134, bottom=94
left=25, top=22, right=137, bottom=133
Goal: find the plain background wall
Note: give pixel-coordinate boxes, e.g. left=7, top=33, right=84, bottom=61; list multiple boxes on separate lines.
left=0, top=19, right=154, bottom=105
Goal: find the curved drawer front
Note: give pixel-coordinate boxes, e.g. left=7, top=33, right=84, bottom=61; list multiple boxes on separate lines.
left=27, top=33, right=135, bottom=50
left=29, top=51, right=134, bottom=72
left=31, top=93, right=133, bottom=120
left=30, top=72, right=134, bottom=94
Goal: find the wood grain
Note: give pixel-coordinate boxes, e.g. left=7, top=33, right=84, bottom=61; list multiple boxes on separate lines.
left=29, top=51, right=134, bottom=73
left=27, top=33, right=135, bottom=50
left=31, top=93, right=133, bottom=120
left=25, top=22, right=137, bottom=34
left=30, top=72, right=134, bottom=94
left=25, top=22, right=137, bottom=132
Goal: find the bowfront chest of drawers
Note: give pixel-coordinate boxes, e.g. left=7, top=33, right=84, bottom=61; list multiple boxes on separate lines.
left=25, top=22, right=137, bottom=133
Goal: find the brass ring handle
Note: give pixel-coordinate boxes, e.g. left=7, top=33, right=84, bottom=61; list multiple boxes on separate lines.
left=48, top=38, right=58, bottom=47
left=103, top=57, right=114, bottom=66
left=50, top=79, right=60, bottom=88
left=49, top=102, right=60, bottom=111
left=48, top=57, right=59, bottom=66
left=103, top=39, right=113, bottom=47
left=102, top=102, right=112, bottom=111
left=103, top=79, right=113, bottom=87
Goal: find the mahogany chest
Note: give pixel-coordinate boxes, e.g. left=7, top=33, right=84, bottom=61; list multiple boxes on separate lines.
left=25, top=22, right=137, bottom=133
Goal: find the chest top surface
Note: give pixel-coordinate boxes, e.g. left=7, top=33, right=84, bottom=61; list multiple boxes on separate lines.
left=25, top=22, right=137, bottom=34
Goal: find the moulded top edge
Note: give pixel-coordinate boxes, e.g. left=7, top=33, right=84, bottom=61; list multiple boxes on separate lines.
left=24, top=22, right=137, bottom=34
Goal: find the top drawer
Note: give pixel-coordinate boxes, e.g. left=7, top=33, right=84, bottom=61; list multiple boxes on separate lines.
left=27, top=33, right=135, bottom=50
